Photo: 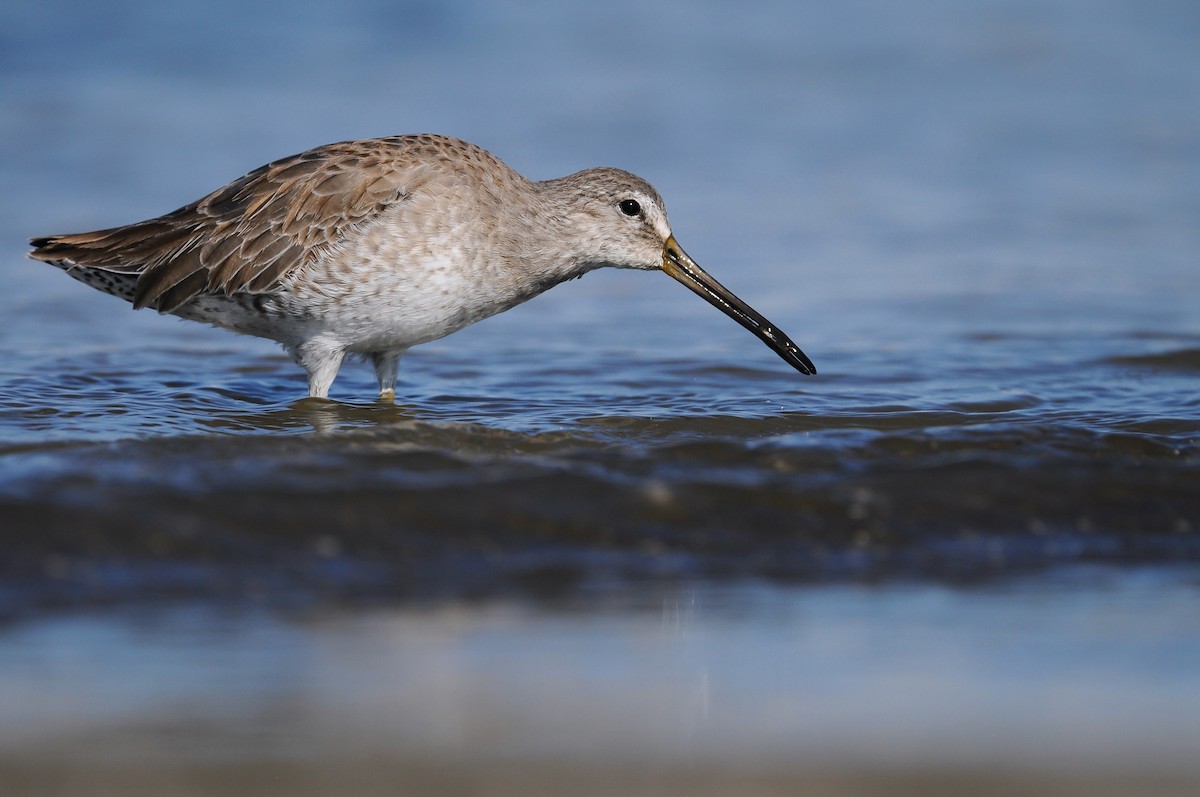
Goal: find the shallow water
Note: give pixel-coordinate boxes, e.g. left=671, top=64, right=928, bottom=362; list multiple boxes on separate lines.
left=2, top=0, right=1199, bottom=793
left=3, top=571, right=1200, bottom=791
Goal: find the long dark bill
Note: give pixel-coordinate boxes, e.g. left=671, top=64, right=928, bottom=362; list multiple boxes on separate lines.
left=662, top=236, right=816, bottom=375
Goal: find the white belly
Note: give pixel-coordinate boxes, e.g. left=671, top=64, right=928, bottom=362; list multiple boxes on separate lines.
left=277, top=228, right=543, bottom=353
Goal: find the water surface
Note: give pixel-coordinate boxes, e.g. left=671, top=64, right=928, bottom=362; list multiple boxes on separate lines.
left=2, top=0, right=1199, bottom=793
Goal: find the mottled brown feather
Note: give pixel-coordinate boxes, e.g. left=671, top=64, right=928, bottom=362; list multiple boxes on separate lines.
left=155, top=271, right=211, bottom=315
left=199, top=230, right=244, bottom=275
left=245, top=245, right=305, bottom=293
left=28, top=136, right=447, bottom=312
left=134, top=248, right=200, bottom=299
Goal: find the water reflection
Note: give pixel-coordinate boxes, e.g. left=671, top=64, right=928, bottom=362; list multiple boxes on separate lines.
left=2, top=571, right=1200, bottom=784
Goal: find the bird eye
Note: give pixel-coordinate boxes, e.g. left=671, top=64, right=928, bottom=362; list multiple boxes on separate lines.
left=618, top=199, right=641, bottom=217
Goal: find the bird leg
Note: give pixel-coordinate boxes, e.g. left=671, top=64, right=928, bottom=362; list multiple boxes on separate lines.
left=370, top=350, right=404, bottom=402
left=292, top=339, right=346, bottom=399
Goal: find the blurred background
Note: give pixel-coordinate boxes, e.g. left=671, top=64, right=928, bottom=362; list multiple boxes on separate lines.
left=2, top=1, right=1199, bottom=795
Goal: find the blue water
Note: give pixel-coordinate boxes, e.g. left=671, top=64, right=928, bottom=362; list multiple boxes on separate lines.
left=2, top=0, right=1199, bottom=792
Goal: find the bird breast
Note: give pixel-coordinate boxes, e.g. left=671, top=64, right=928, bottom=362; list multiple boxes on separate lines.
left=276, top=203, right=553, bottom=351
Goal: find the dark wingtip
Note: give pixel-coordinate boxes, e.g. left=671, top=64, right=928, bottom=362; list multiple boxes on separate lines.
left=28, top=234, right=89, bottom=265
left=28, top=236, right=61, bottom=259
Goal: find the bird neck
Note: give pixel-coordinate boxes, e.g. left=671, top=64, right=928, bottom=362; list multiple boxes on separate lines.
left=501, top=183, right=601, bottom=288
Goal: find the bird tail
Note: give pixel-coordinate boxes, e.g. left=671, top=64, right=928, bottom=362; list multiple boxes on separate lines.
left=29, top=219, right=201, bottom=311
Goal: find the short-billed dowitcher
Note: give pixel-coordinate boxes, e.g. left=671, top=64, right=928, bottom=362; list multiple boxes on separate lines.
left=30, top=134, right=815, bottom=399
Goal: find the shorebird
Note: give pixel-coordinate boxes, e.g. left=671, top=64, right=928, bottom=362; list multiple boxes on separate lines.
left=29, top=134, right=815, bottom=400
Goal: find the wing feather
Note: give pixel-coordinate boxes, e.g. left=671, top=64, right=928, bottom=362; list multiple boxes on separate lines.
left=28, top=137, right=441, bottom=312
